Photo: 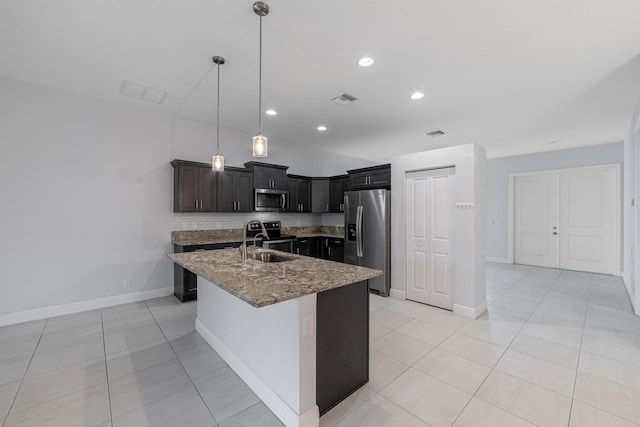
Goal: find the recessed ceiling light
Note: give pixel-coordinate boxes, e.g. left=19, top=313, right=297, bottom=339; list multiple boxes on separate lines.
left=357, top=57, right=374, bottom=67
left=265, top=109, right=277, bottom=116
left=410, top=91, right=425, bottom=100
left=317, top=126, right=327, bottom=131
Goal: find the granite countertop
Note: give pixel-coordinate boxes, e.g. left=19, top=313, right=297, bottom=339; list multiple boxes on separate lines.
left=172, top=226, right=344, bottom=246
left=169, top=248, right=381, bottom=308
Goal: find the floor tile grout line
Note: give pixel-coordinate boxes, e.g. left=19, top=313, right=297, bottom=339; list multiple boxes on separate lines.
left=2, top=318, right=48, bottom=427
left=100, top=309, right=114, bottom=427
left=450, top=269, right=560, bottom=426
left=104, top=304, right=198, bottom=423
left=565, top=274, right=597, bottom=426
left=142, top=298, right=220, bottom=426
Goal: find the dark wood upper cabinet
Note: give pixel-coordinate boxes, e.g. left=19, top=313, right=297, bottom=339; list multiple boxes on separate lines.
left=171, top=160, right=217, bottom=212
left=329, top=175, right=350, bottom=213
left=348, top=164, right=391, bottom=190
left=311, top=178, right=330, bottom=213
left=217, top=167, right=253, bottom=212
left=287, top=175, right=311, bottom=212
left=244, top=161, right=288, bottom=190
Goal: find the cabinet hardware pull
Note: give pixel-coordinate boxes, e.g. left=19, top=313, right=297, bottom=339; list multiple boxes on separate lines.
left=195, top=200, right=198, bottom=210
left=328, top=247, right=331, bottom=255
left=187, top=288, right=197, bottom=292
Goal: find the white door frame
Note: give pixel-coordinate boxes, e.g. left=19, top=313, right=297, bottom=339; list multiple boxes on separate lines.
left=507, top=163, right=621, bottom=276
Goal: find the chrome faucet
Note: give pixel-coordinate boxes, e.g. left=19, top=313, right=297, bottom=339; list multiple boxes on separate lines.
left=252, top=232, right=265, bottom=260
left=242, top=220, right=269, bottom=260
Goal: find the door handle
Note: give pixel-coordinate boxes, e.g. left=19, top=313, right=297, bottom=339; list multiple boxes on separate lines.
left=356, top=205, right=363, bottom=257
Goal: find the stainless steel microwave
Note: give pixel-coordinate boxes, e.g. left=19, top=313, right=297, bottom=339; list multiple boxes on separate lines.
left=254, top=188, right=288, bottom=212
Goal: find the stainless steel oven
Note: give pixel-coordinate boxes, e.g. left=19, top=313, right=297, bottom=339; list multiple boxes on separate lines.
left=246, top=221, right=296, bottom=253
left=261, top=238, right=295, bottom=253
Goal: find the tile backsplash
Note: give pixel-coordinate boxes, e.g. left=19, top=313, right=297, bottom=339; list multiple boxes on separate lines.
left=173, top=212, right=342, bottom=231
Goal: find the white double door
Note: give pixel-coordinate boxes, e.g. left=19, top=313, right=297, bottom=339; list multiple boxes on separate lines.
left=406, top=167, right=455, bottom=309
left=514, top=165, right=618, bottom=275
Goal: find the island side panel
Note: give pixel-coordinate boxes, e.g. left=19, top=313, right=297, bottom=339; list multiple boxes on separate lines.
left=196, top=277, right=318, bottom=426
left=316, top=280, right=369, bottom=415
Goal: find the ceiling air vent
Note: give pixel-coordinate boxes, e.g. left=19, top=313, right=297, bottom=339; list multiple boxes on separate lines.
left=332, top=93, right=358, bottom=106
left=425, top=130, right=445, bottom=137
left=119, top=80, right=168, bottom=104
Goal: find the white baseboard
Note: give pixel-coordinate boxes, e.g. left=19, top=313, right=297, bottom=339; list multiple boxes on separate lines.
left=0, top=287, right=173, bottom=327
left=196, top=319, right=320, bottom=427
left=487, top=257, right=510, bottom=264
left=453, top=301, right=487, bottom=319
left=389, top=288, right=406, bottom=300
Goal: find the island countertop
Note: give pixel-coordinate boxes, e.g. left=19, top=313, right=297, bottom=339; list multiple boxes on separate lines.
left=169, top=248, right=381, bottom=308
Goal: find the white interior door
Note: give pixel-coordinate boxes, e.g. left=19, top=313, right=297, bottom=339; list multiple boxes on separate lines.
left=406, top=167, right=454, bottom=309
left=514, top=165, right=618, bottom=275
left=514, top=174, right=559, bottom=268
left=559, top=166, right=616, bottom=274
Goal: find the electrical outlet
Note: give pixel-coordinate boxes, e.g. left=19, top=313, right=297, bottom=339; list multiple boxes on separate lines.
left=303, top=315, right=314, bottom=336
left=123, top=278, right=132, bottom=288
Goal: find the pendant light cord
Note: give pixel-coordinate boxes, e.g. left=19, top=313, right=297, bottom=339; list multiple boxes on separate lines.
left=258, top=15, right=263, bottom=135
left=216, top=62, right=221, bottom=153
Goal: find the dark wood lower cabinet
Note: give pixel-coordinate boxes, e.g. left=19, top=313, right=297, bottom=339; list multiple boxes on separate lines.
left=173, top=242, right=241, bottom=301
left=316, top=280, right=369, bottom=415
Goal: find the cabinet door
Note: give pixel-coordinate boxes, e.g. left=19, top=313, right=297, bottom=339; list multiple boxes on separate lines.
left=369, top=167, right=391, bottom=188
left=312, top=179, right=330, bottom=213
left=298, top=178, right=311, bottom=212
left=234, top=170, right=254, bottom=212
left=198, top=167, right=217, bottom=211
left=349, top=172, right=369, bottom=189
left=271, top=168, right=287, bottom=191
left=252, top=166, right=271, bottom=189
left=217, top=170, right=236, bottom=212
left=176, top=165, right=199, bottom=212
left=323, top=237, right=344, bottom=262
left=252, top=165, right=287, bottom=190
left=287, top=178, right=299, bottom=212
left=296, top=238, right=310, bottom=256
left=330, top=177, right=349, bottom=212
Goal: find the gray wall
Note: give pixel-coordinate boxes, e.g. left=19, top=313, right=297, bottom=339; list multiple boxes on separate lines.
left=0, top=77, right=373, bottom=318
left=486, top=142, right=624, bottom=260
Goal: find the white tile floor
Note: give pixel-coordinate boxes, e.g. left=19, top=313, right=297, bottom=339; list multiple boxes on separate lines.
left=1, top=262, right=639, bottom=426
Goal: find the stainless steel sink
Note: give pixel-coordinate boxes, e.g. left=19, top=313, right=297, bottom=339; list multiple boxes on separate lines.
left=254, top=250, right=295, bottom=263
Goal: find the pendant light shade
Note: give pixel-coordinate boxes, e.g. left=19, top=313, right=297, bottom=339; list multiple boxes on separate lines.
left=252, top=134, right=267, bottom=157
left=252, top=1, right=269, bottom=158
left=212, top=56, right=225, bottom=171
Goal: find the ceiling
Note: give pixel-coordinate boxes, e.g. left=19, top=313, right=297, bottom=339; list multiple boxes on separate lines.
left=1, top=0, right=639, bottom=162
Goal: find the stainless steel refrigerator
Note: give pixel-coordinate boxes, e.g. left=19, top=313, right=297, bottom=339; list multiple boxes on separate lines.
left=344, top=189, right=391, bottom=296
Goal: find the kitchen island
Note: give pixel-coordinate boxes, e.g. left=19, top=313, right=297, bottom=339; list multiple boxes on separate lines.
left=169, top=248, right=381, bottom=427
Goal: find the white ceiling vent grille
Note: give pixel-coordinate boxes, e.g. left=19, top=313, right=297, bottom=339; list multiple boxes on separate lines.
left=425, top=130, right=445, bottom=137
left=119, top=80, right=168, bottom=104
left=332, top=93, right=358, bottom=106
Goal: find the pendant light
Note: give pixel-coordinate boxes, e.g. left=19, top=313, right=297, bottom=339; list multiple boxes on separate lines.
left=252, top=1, right=269, bottom=157
left=212, top=56, right=225, bottom=171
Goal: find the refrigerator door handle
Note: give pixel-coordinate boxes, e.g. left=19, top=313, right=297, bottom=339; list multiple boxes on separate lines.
left=356, top=205, right=363, bottom=257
